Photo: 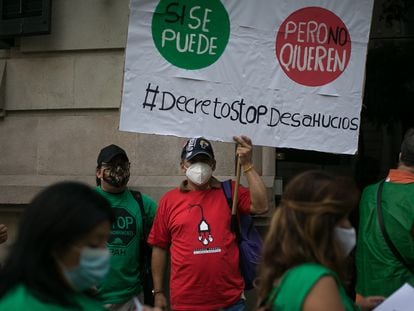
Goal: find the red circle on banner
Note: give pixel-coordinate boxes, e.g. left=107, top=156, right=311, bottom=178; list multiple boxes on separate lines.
left=275, top=7, right=351, bottom=87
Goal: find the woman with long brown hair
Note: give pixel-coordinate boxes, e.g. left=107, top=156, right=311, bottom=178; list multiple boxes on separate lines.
left=256, top=170, right=384, bottom=311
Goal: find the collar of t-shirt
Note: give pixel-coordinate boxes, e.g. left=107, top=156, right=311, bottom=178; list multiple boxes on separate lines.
left=386, top=169, right=414, bottom=184
left=180, top=177, right=222, bottom=192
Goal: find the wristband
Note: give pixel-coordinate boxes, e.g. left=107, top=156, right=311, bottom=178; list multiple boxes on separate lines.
left=243, top=164, right=254, bottom=174
left=152, top=289, right=164, bottom=296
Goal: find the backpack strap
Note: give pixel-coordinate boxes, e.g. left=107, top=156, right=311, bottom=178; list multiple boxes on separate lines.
left=221, top=179, right=233, bottom=210
left=376, top=180, right=414, bottom=274
left=221, top=180, right=241, bottom=241
left=131, top=190, right=149, bottom=239
left=131, top=189, right=155, bottom=305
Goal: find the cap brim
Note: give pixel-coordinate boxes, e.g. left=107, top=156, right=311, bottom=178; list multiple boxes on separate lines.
left=103, top=154, right=128, bottom=163
left=99, top=152, right=128, bottom=164
left=185, top=150, right=213, bottom=160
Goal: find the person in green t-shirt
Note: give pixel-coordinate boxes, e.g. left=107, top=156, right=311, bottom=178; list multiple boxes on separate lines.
left=95, top=144, right=158, bottom=310
left=356, top=128, right=414, bottom=299
left=0, top=181, right=114, bottom=310
left=256, top=170, right=384, bottom=311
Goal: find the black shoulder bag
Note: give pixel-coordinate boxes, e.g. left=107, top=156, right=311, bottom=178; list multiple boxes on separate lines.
left=376, top=180, right=414, bottom=274
left=131, top=190, right=155, bottom=306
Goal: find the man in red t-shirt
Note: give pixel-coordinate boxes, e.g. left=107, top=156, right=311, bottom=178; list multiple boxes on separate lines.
left=148, top=136, right=269, bottom=311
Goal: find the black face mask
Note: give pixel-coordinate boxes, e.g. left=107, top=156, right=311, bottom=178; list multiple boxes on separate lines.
left=102, top=162, right=130, bottom=188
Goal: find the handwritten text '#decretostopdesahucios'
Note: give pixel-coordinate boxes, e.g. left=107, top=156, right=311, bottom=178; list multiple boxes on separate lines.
left=141, top=83, right=359, bottom=131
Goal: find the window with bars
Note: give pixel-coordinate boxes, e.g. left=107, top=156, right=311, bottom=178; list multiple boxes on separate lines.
left=0, top=0, right=51, bottom=37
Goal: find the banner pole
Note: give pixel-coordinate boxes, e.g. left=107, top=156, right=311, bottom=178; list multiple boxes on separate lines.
left=232, top=155, right=241, bottom=216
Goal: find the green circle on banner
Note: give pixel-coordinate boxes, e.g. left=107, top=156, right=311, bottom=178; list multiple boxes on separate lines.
left=152, top=0, right=230, bottom=70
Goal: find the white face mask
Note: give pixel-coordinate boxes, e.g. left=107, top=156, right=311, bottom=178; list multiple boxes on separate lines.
left=185, top=162, right=212, bottom=186
left=334, top=226, right=356, bottom=257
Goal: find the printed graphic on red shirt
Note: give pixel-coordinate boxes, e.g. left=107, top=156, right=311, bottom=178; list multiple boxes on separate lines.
left=190, top=203, right=222, bottom=255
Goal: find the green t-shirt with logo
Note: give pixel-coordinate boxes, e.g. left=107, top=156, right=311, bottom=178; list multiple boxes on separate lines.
left=0, top=285, right=105, bottom=310
left=95, top=187, right=157, bottom=304
left=267, top=263, right=358, bottom=311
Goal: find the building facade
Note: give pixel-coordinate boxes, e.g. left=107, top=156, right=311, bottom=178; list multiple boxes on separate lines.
left=0, top=0, right=275, bottom=262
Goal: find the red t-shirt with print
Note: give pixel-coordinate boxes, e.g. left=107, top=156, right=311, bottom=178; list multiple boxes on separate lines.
left=148, top=181, right=250, bottom=311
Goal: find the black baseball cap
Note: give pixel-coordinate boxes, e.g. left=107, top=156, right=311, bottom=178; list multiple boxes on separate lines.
left=97, top=144, right=128, bottom=166
left=181, top=137, right=215, bottom=161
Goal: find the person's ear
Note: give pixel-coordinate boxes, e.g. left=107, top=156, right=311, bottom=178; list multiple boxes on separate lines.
left=211, top=159, right=216, bottom=171
left=96, top=167, right=103, bottom=179
left=180, top=161, right=186, bottom=173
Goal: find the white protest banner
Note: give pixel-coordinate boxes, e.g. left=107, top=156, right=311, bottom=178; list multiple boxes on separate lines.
left=374, top=283, right=414, bottom=311
left=120, top=0, right=374, bottom=154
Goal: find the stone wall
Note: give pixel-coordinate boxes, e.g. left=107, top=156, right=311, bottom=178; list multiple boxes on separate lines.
left=0, top=0, right=275, bottom=264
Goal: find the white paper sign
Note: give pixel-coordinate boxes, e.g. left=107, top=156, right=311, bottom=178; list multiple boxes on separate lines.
left=374, top=283, right=414, bottom=311
left=120, top=0, right=374, bottom=154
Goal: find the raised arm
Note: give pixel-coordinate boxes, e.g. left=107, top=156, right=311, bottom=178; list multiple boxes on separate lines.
left=233, top=135, right=269, bottom=215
